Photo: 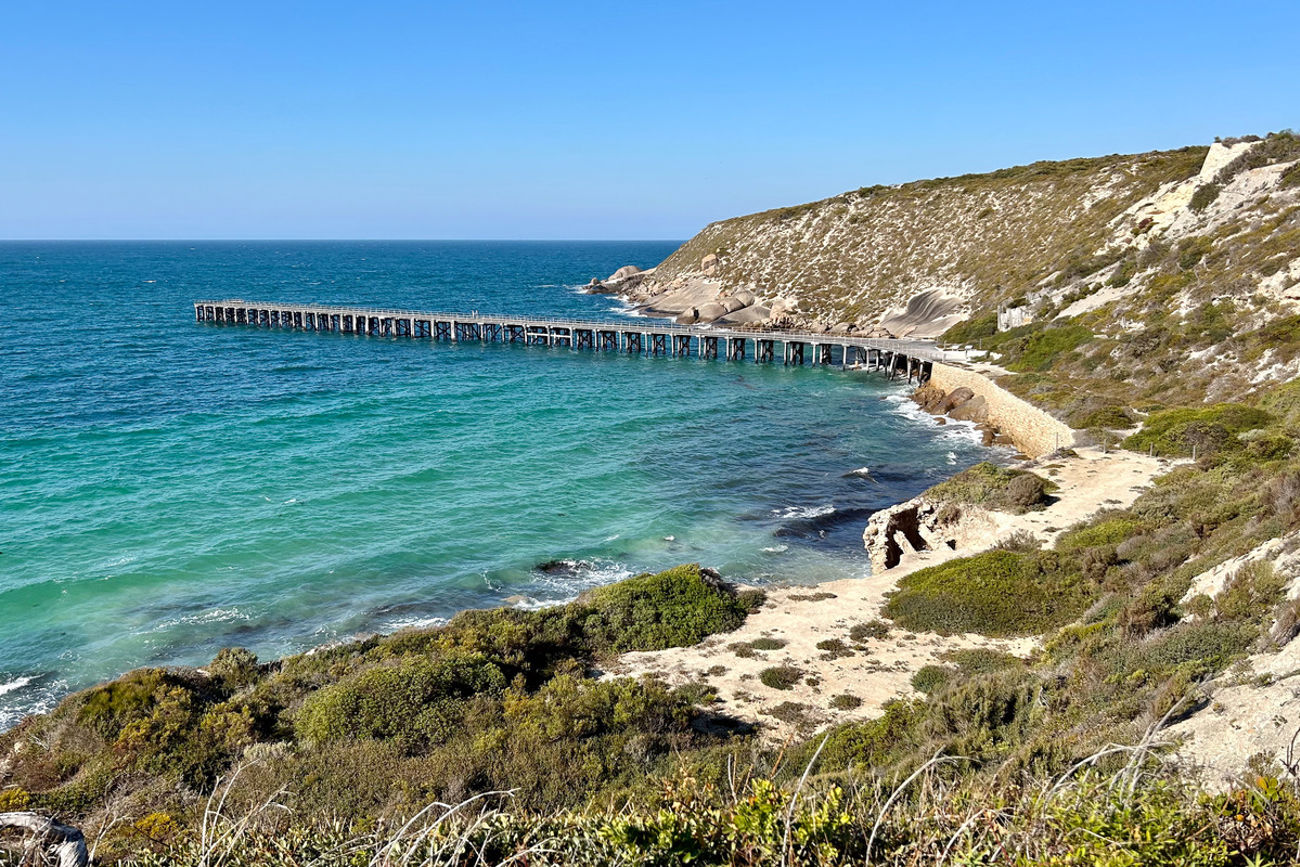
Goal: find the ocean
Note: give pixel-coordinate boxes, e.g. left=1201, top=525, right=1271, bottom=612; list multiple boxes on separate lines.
left=0, top=241, right=999, bottom=728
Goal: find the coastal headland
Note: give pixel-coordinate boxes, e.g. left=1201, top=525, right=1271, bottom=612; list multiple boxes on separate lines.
left=7, top=133, right=1300, bottom=862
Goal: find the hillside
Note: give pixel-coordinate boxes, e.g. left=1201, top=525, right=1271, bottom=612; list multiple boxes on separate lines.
left=610, top=133, right=1300, bottom=428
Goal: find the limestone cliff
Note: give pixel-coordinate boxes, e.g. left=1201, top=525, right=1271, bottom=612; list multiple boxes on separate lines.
left=616, top=135, right=1300, bottom=345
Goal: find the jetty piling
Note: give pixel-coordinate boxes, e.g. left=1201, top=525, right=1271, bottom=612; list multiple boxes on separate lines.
left=193, top=300, right=940, bottom=381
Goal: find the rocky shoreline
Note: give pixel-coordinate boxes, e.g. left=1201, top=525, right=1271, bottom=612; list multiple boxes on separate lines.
left=586, top=262, right=908, bottom=335
left=910, top=366, right=1077, bottom=459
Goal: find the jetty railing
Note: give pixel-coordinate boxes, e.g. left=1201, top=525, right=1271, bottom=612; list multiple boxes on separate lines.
left=193, top=299, right=946, bottom=382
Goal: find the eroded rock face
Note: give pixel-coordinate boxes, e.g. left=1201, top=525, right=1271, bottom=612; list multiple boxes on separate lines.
left=862, top=499, right=954, bottom=573
left=876, top=288, right=967, bottom=339
left=861, top=496, right=1000, bottom=573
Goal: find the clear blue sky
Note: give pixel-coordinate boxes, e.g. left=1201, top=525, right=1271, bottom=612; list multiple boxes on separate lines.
left=2, top=0, right=1297, bottom=240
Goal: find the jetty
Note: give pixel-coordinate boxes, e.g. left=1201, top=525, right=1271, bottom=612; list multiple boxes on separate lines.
left=193, top=300, right=946, bottom=381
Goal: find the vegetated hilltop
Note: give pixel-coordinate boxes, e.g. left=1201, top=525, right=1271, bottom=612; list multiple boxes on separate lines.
left=644, top=145, right=1206, bottom=332
left=636, top=133, right=1300, bottom=382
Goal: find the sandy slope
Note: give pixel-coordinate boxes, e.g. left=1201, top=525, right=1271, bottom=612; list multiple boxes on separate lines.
left=605, top=447, right=1172, bottom=738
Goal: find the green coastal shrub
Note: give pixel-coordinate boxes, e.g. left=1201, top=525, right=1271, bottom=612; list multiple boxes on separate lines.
left=885, top=550, right=1096, bottom=637
left=927, top=462, right=1054, bottom=513
left=910, top=665, right=954, bottom=694
left=580, top=564, right=754, bottom=653
left=848, top=619, right=891, bottom=642
left=207, top=647, right=260, bottom=691
left=1055, top=514, right=1145, bottom=552
left=1123, top=404, right=1273, bottom=457
left=941, top=647, right=1027, bottom=675
left=828, top=693, right=862, bottom=710
left=0, top=787, right=31, bottom=811
left=816, top=699, right=924, bottom=771
left=296, top=653, right=507, bottom=747
left=941, top=312, right=998, bottom=345
left=758, top=665, right=803, bottom=691
left=1072, top=405, right=1132, bottom=430
left=986, top=322, right=1092, bottom=372
left=1189, top=183, right=1221, bottom=212
left=77, top=668, right=201, bottom=742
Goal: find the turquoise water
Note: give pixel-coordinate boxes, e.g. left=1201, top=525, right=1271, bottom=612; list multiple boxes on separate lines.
left=0, top=241, right=997, bottom=727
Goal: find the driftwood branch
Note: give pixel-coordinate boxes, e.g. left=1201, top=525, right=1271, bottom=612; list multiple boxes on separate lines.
left=0, top=812, right=89, bottom=867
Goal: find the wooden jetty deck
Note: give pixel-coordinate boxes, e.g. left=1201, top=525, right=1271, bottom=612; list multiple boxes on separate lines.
left=194, top=299, right=949, bottom=382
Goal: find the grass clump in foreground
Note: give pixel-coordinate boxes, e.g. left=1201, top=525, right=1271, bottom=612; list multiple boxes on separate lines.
left=118, top=762, right=1300, bottom=866
left=926, top=461, right=1055, bottom=513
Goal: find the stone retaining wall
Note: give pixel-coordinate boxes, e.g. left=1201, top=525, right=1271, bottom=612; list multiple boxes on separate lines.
left=928, top=363, right=1076, bottom=458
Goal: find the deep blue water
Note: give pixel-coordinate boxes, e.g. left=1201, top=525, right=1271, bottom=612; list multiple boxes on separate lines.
left=0, top=241, right=996, bottom=727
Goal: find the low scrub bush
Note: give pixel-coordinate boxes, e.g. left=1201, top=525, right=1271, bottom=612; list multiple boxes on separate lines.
left=995, top=323, right=1093, bottom=372
left=885, top=550, right=1097, bottom=637
left=1073, top=404, right=1131, bottom=430
left=940, top=647, right=1027, bottom=675
left=848, top=620, right=891, bottom=642
left=927, top=462, right=1054, bottom=513
left=1189, top=183, right=1221, bottom=212
left=580, top=564, right=754, bottom=652
left=910, top=665, right=954, bottom=694
left=941, top=312, right=997, bottom=345
left=758, top=665, right=803, bottom=691
left=296, top=653, right=507, bottom=747
left=828, top=694, right=861, bottom=711
left=1124, top=404, right=1273, bottom=457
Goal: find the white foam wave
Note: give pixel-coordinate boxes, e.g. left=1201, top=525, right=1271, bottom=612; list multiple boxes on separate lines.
left=382, top=616, right=449, bottom=632
left=761, top=545, right=789, bottom=554
left=522, top=559, right=636, bottom=606
left=151, top=607, right=250, bottom=631
left=772, top=504, right=836, bottom=520
left=0, top=676, right=35, bottom=697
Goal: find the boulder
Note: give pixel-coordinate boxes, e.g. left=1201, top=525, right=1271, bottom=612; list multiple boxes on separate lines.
left=605, top=265, right=642, bottom=283
left=941, top=387, right=976, bottom=411
left=696, top=301, right=728, bottom=323
left=911, top=382, right=948, bottom=414
left=721, top=297, right=746, bottom=313
left=718, top=305, right=770, bottom=325
left=734, top=289, right=756, bottom=306
left=700, top=253, right=720, bottom=275
left=949, top=394, right=989, bottom=422
left=830, top=321, right=853, bottom=333
left=676, top=309, right=699, bottom=325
